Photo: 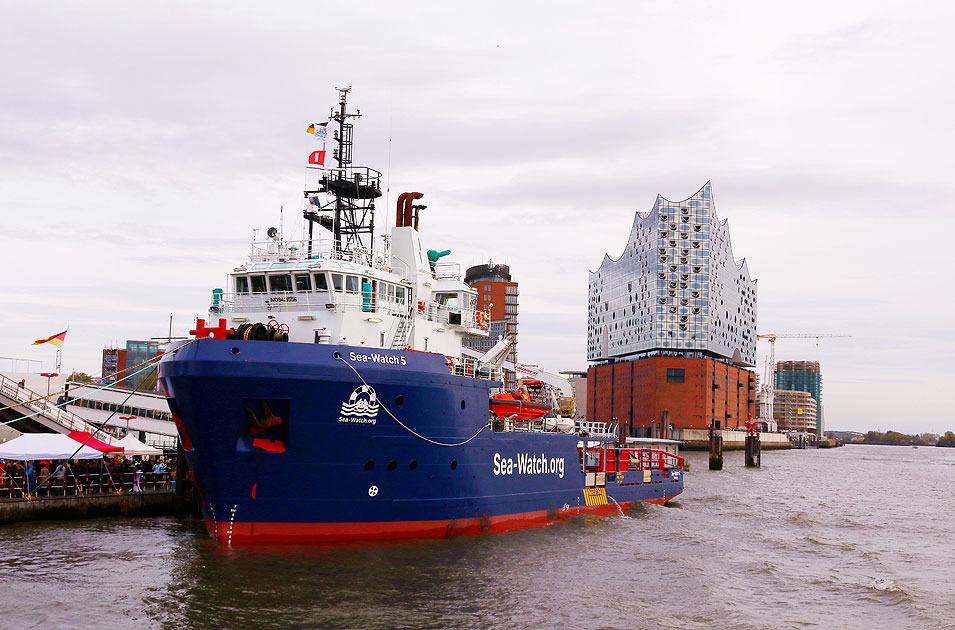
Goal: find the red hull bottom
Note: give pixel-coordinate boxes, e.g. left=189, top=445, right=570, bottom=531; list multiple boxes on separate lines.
left=204, top=494, right=680, bottom=544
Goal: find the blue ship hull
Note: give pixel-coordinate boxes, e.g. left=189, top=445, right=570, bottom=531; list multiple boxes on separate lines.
left=158, top=340, right=684, bottom=543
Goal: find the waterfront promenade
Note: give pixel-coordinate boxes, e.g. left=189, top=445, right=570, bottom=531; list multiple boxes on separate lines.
left=0, top=467, right=176, bottom=523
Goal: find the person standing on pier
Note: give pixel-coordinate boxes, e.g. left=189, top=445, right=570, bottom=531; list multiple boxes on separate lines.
left=25, top=461, right=35, bottom=496
left=36, top=462, right=50, bottom=496
left=52, top=462, right=67, bottom=495
left=132, top=462, right=143, bottom=492
left=71, top=460, right=87, bottom=495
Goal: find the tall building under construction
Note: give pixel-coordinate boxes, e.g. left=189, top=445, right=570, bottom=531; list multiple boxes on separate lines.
left=773, top=389, right=818, bottom=433
left=775, top=360, right=823, bottom=435
left=587, top=182, right=758, bottom=436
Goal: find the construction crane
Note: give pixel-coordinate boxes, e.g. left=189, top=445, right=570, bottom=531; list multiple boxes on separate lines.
left=755, top=334, right=850, bottom=427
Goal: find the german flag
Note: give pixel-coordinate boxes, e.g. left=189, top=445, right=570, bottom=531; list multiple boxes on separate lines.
left=32, top=330, right=67, bottom=348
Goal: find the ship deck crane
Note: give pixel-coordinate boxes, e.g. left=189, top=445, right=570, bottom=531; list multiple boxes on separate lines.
left=461, top=335, right=575, bottom=414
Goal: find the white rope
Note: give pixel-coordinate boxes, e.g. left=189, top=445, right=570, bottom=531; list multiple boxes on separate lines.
left=335, top=353, right=488, bottom=447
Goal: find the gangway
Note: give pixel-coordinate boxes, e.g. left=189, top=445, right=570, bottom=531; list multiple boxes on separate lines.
left=0, top=371, right=106, bottom=436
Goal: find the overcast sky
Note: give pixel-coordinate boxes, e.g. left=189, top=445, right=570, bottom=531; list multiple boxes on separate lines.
left=2, top=1, right=953, bottom=434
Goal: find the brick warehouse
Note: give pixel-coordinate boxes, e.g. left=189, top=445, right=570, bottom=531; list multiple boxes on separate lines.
left=587, top=357, right=756, bottom=435
left=586, top=183, right=758, bottom=436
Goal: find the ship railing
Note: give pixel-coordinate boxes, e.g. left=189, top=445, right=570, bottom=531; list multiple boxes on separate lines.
left=628, top=449, right=684, bottom=471
left=0, top=470, right=174, bottom=500
left=246, top=239, right=394, bottom=273
left=417, top=303, right=488, bottom=332
left=575, top=421, right=618, bottom=438
left=0, top=374, right=105, bottom=436
left=215, top=291, right=411, bottom=316
left=432, top=261, right=461, bottom=280
left=500, top=417, right=546, bottom=433
left=449, top=355, right=501, bottom=382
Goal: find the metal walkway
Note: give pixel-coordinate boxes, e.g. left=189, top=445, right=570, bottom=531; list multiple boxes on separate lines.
left=0, top=372, right=101, bottom=435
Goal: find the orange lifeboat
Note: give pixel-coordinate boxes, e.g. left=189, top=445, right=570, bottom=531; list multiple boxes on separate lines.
left=489, top=388, right=552, bottom=420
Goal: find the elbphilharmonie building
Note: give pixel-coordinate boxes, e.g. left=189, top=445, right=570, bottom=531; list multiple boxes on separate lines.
left=587, top=181, right=757, bottom=365
left=586, top=182, right=759, bottom=436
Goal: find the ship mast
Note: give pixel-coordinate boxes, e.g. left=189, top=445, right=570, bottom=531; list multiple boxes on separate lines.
left=303, top=87, right=382, bottom=256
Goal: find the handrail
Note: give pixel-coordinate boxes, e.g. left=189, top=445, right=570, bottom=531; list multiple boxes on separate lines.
left=215, top=290, right=411, bottom=316
left=0, top=470, right=174, bottom=500
left=631, top=448, right=684, bottom=471
left=244, top=239, right=395, bottom=273
left=0, top=373, right=104, bottom=436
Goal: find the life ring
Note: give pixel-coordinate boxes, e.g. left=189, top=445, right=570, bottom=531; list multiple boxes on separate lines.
left=446, top=357, right=455, bottom=372
left=418, top=300, right=426, bottom=313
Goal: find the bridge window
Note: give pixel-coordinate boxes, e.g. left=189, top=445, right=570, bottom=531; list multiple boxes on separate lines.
left=396, top=286, right=406, bottom=304
left=269, top=274, right=292, bottom=293
left=331, top=274, right=343, bottom=292
left=235, top=277, right=249, bottom=294
left=250, top=275, right=266, bottom=294
left=345, top=275, right=360, bottom=294
left=313, top=273, right=329, bottom=291
left=434, top=292, right=459, bottom=308
left=294, top=274, right=311, bottom=292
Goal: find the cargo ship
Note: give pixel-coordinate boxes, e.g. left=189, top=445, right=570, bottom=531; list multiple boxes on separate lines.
left=158, top=88, right=684, bottom=544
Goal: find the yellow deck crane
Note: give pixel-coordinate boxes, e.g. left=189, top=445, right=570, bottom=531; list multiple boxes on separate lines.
left=755, top=334, right=851, bottom=431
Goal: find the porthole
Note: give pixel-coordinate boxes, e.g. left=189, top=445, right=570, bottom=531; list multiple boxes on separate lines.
left=231, top=347, right=241, bottom=355
left=409, top=460, right=418, bottom=471
left=388, top=460, right=397, bottom=470
left=364, top=460, right=375, bottom=470
left=460, top=400, right=466, bottom=410
left=450, top=460, right=458, bottom=470
left=395, top=395, right=405, bottom=406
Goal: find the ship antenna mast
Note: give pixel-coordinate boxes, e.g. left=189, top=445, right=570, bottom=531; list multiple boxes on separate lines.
left=302, top=86, right=382, bottom=258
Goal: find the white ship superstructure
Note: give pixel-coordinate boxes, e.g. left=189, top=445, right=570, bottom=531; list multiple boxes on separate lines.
left=211, top=216, right=489, bottom=359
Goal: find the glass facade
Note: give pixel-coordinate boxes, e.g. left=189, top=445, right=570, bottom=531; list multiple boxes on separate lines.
left=587, top=182, right=757, bottom=365
left=125, top=340, right=161, bottom=391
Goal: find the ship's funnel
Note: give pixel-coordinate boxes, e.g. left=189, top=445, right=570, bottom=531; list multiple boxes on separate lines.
left=396, top=192, right=410, bottom=226
left=403, top=192, right=423, bottom=229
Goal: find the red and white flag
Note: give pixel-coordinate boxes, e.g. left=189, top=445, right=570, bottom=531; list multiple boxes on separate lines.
left=308, top=150, right=326, bottom=166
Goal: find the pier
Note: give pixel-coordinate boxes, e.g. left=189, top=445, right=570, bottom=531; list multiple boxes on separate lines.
left=0, top=490, right=173, bottom=524
left=673, top=428, right=793, bottom=451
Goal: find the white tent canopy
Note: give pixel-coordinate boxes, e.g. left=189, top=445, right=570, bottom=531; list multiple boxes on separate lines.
left=0, top=433, right=103, bottom=460
left=115, top=434, right=162, bottom=456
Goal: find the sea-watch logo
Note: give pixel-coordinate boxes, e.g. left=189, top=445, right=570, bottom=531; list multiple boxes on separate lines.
left=338, top=385, right=379, bottom=424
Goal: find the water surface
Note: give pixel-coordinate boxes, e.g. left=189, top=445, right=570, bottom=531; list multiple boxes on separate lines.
left=2, top=445, right=952, bottom=629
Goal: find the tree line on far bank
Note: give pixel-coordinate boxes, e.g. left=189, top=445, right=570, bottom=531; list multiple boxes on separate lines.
left=861, top=431, right=955, bottom=447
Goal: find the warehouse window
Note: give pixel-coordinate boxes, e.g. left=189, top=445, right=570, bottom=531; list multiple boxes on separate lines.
left=667, top=368, right=685, bottom=383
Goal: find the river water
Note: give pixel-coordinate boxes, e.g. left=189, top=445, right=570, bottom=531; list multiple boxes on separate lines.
left=1, top=444, right=952, bottom=629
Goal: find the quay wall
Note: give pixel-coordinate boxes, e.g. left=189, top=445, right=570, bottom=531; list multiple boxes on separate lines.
left=674, top=428, right=792, bottom=451
left=0, top=491, right=173, bottom=524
